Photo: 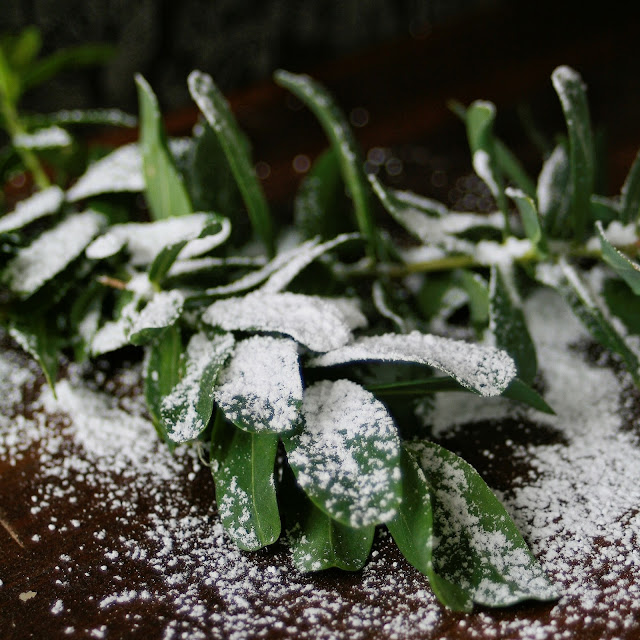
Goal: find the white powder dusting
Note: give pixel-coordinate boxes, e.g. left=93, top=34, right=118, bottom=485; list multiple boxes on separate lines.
left=4, top=210, right=105, bottom=297
left=202, top=291, right=358, bottom=352
left=0, top=186, right=64, bottom=234
left=14, top=126, right=72, bottom=150
left=214, top=336, right=302, bottom=433
left=309, top=331, right=516, bottom=397
left=126, top=290, right=184, bottom=341
left=286, top=379, right=401, bottom=528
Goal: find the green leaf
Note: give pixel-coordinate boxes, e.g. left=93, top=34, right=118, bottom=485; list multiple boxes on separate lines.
left=387, top=446, right=472, bottom=611
left=213, top=336, right=302, bottom=434
left=21, top=43, right=115, bottom=94
left=494, top=139, right=536, bottom=199
left=537, top=143, right=571, bottom=237
left=407, top=440, right=558, bottom=607
left=24, top=108, right=137, bottom=129
left=160, top=331, right=235, bottom=443
left=283, top=379, right=402, bottom=528
left=274, top=70, right=378, bottom=259
left=148, top=239, right=191, bottom=286
left=289, top=494, right=375, bottom=572
left=126, top=290, right=184, bottom=346
left=294, top=148, right=347, bottom=240
left=538, top=259, right=640, bottom=386
left=505, top=187, right=546, bottom=251
left=3, top=210, right=104, bottom=298
left=602, top=277, right=640, bottom=335
left=210, top=411, right=281, bottom=550
left=455, top=269, right=489, bottom=330
left=135, top=74, right=193, bottom=220
left=620, top=149, right=640, bottom=224
left=309, top=332, right=516, bottom=398
left=5, top=26, right=42, bottom=71
left=489, top=265, right=538, bottom=384
left=187, top=71, right=273, bottom=256
left=503, top=378, right=555, bottom=415
left=551, top=66, right=595, bottom=240
left=144, top=325, right=183, bottom=444
left=465, top=100, right=508, bottom=227
left=9, top=315, right=59, bottom=392
left=596, top=220, right=640, bottom=295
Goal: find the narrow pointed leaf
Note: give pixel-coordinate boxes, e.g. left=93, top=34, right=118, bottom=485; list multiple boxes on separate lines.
left=505, top=187, right=545, bottom=250
left=494, top=139, right=536, bottom=198
left=536, top=143, right=571, bottom=236
left=503, top=378, right=555, bottom=415
left=25, top=108, right=136, bottom=129
left=538, top=259, right=640, bottom=385
left=274, top=70, right=377, bottom=259
left=136, top=74, right=193, bottom=220
left=551, top=66, right=594, bottom=240
left=188, top=70, right=273, bottom=255
left=407, top=440, right=558, bottom=607
left=456, top=270, right=489, bottom=329
left=0, top=185, right=64, bottom=235
left=144, top=325, right=183, bottom=443
left=290, top=496, right=374, bottom=572
left=202, top=291, right=365, bottom=352
left=309, top=332, right=516, bottom=397
left=211, top=412, right=280, bottom=550
left=214, top=336, right=302, bottom=434
left=620, top=149, right=640, bottom=224
left=387, top=446, right=472, bottom=611
left=283, top=379, right=402, bottom=528
left=596, top=220, right=640, bottom=294
left=160, top=331, right=235, bottom=443
left=602, top=277, right=640, bottom=335
left=489, top=265, right=538, bottom=384
left=3, top=210, right=104, bottom=298
left=126, top=289, right=184, bottom=346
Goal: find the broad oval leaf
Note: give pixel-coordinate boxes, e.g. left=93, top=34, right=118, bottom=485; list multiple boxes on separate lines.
left=67, top=144, right=144, bottom=201
left=126, top=289, right=185, bottom=346
left=210, top=412, right=280, bottom=550
left=202, top=291, right=365, bottom=352
left=0, top=185, right=64, bottom=235
left=290, top=497, right=375, bottom=572
left=489, top=265, right=538, bottom=384
left=386, top=446, right=472, bottom=612
left=136, top=74, right=193, bottom=220
left=309, top=332, right=516, bottom=397
left=3, top=210, right=104, bottom=298
left=188, top=70, right=273, bottom=255
left=274, top=70, right=377, bottom=259
left=214, top=336, right=302, bottom=434
left=283, top=379, right=402, bottom=528
left=596, top=220, right=640, bottom=295
left=407, top=440, right=558, bottom=607
left=551, top=66, right=595, bottom=240
left=160, top=331, right=235, bottom=443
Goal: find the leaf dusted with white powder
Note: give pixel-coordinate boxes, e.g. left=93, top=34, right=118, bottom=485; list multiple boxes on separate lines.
left=126, top=289, right=185, bottom=346
left=4, top=210, right=104, bottom=297
left=284, top=379, right=402, bottom=528
left=309, top=332, right=516, bottom=397
left=210, top=412, right=280, bottom=550
left=161, top=331, right=235, bottom=443
left=0, top=186, right=64, bottom=235
left=214, top=336, right=302, bottom=434
left=407, top=440, right=558, bottom=607
left=202, top=291, right=361, bottom=352
left=66, top=143, right=144, bottom=201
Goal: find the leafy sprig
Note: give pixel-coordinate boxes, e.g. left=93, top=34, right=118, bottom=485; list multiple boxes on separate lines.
left=5, top=62, right=639, bottom=612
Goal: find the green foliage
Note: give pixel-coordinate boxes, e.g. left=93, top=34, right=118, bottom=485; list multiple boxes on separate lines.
left=7, top=61, right=640, bottom=613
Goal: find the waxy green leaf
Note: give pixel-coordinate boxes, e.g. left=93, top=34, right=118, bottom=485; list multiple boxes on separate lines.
left=596, top=221, right=640, bottom=295
left=161, top=331, right=235, bottom=443
left=289, top=495, right=374, bottom=572
left=489, top=265, right=538, bottom=384
left=506, top=187, right=545, bottom=251
left=210, top=411, right=280, bottom=550
left=407, top=440, right=558, bottom=607
left=126, top=289, right=184, bottom=346
left=274, top=70, right=378, bottom=259
left=283, top=379, right=402, bottom=529
left=214, top=336, right=303, bottom=434
left=387, top=446, right=471, bottom=611
left=188, top=70, right=274, bottom=256
left=551, top=66, right=595, bottom=240
left=537, top=143, right=571, bottom=237
left=620, top=149, right=640, bottom=224
left=136, top=74, right=193, bottom=221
